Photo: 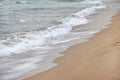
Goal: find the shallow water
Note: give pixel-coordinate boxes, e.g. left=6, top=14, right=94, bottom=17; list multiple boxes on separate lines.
left=0, top=0, right=120, bottom=80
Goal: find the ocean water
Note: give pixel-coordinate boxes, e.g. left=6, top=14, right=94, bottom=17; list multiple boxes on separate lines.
left=0, top=0, right=120, bottom=80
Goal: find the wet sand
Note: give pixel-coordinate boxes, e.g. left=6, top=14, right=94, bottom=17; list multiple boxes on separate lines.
left=25, top=11, right=120, bottom=80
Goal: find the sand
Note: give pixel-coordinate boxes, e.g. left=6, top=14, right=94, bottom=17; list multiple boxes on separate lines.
left=24, top=11, right=120, bottom=80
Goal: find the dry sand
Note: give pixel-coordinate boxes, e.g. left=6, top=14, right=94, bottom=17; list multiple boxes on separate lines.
left=25, top=11, right=120, bottom=80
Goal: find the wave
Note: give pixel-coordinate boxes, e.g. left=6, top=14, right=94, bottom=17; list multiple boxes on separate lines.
left=0, top=0, right=106, bottom=57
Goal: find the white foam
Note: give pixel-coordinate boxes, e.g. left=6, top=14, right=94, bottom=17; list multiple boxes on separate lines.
left=81, top=0, right=103, bottom=5
left=0, top=0, right=105, bottom=57
left=20, top=19, right=26, bottom=22
left=2, top=63, right=36, bottom=80
left=74, top=6, right=106, bottom=17
left=1, top=56, right=45, bottom=80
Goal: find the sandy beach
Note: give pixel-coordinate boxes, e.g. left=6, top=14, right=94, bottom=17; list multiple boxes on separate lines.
left=25, top=11, right=120, bottom=80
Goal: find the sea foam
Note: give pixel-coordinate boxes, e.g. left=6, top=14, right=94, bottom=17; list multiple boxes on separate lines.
left=0, top=0, right=106, bottom=57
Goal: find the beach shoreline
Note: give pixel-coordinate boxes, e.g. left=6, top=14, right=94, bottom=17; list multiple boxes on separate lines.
left=25, top=11, right=120, bottom=80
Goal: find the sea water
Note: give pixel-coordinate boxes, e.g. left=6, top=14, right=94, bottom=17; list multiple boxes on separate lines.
left=0, top=0, right=120, bottom=80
